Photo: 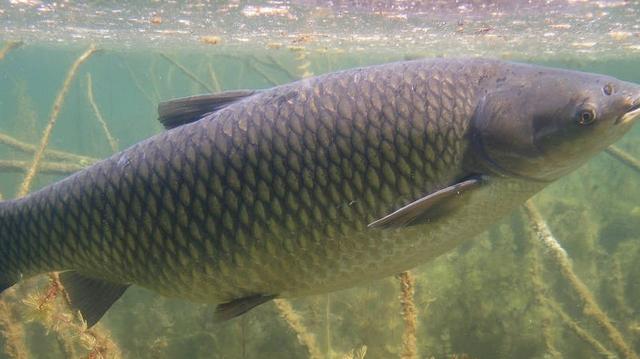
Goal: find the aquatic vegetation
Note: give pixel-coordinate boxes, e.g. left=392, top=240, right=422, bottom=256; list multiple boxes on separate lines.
left=16, top=45, right=97, bottom=198
left=0, top=41, right=21, bottom=61
left=21, top=275, right=121, bottom=359
left=341, top=345, right=367, bottom=359
left=0, top=41, right=638, bottom=359
left=398, top=272, right=417, bottom=359
left=524, top=202, right=635, bottom=359
left=9, top=80, right=38, bottom=143
left=274, top=299, right=323, bottom=359
left=86, top=74, right=118, bottom=153
left=0, top=290, right=28, bottom=359
left=606, top=146, right=640, bottom=174
left=159, top=54, right=214, bottom=93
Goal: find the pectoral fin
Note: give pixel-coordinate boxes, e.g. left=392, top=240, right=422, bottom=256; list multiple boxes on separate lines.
left=213, top=294, right=276, bottom=322
left=58, top=271, right=129, bottom=328
left=368, top=176, right=484, bottom=229
left=158, top=90, right=258, bottom=129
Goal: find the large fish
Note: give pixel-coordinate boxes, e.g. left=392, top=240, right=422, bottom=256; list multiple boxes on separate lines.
left=0, top=58, right=638, bottom=325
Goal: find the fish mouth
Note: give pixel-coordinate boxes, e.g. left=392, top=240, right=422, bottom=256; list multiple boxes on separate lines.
left=618, top=98, right=640, bottom=125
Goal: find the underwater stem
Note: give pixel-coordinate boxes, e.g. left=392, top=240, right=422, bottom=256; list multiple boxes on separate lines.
left=0, top=131, right=97, bottom=165
left=605, top=145, right=640, bottom=174
left=17, top=44, right=98, bottom=197
left=0, top=218, right=28, bottom=359
left=30, top=273, right=123, bottom=359
left=159, top=54, right=213, bottom=92
left=398, top=271, right=418, bottom=359
left=249, top=62, right=282, bottom=86
left=0, top=41, right=22, bottom=61
left=207, top=63, right=222, bottom=92
left=525, top=224, right=562, bottom=359
left=608, top=258, right=633, bottom=320
left=264, top=55, right=302, bottom=80
left=292, top=49, right=313, bottom=78
left=524, top=201, right=638, bottom=359
left=87, top=74, right=119, bottom=153
left=325, top=294, right=331, bottom=359
left=0, top=296, right=28, bottom=359
left=122, top=60, right=157, bottom=106
left=524, top=212, right=616, bottom=358
left=0, top=231, right=28, bottom=359
left=274, top=299, right=323, bottom=359
left=0, top=159, right=85, bottom=175
left=545, top=297, right=616, bottom=358
left=240, top=314, right=248, bottom=359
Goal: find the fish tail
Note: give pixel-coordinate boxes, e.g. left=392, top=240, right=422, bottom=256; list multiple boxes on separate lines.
left=0, top=200, right=19, bottom=293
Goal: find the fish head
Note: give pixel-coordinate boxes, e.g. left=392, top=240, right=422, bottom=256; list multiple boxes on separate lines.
left=471, top=65, right=640, bottom=182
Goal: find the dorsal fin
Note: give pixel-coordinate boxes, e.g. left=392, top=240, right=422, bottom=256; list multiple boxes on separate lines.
left=157, top=90, right=257, bottom=129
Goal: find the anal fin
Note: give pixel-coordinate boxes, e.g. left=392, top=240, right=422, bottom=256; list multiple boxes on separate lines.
left=213, top=294, right=276, bottom=322
left=58, top=271, right=129, bottom=328
left=0, top=273, right=18, bottom=294
left=0, top=281, right=16, bottom=294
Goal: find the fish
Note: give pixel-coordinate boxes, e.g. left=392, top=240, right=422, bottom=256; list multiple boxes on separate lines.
left=0, top=58, right=638, bottom=326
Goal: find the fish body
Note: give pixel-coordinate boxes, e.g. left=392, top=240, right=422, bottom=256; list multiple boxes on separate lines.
left=0, top=58, right=638, bottom=324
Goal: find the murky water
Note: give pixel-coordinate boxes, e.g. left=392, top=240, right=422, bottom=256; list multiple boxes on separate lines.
left=0, top=1, right=639, bottom=358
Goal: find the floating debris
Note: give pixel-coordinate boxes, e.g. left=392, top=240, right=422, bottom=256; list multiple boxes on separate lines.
left=201, top=35, right=221, bottom=45
left=609, top=31, right=632, bottom=41
left=150, top=15, right=162, bottom=25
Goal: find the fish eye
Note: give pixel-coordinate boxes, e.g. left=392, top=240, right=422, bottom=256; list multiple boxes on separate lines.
left=577, top=109, right=596, bottom=125
left=603, top=83, right=614, bottom=96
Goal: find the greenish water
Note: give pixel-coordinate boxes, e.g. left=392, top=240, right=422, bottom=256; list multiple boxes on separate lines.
left=1, top=1, right=640, bottom=359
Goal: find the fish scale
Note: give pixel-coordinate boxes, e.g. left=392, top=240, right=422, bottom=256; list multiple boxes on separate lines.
left=4, top=57, right=633, bottom=324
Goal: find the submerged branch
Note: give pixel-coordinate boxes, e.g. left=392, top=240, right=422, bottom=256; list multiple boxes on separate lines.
left=546, top=297, right=616, bottom=358
left=526, top=212, right=601, bottom=358
left=122, top=60, right=157, bottom=106
left=87, top=74, right=119, bottom=153
left=17, top=44, right=97, bottom=197
left=274, top=299, right=323, bottom=359
left=0, top=298, right=28, bottom=359
left=250, top=62, right=283, bottom=86
left=229, top=54, right=299, bottom=83
left=524, top=201, right=638, bottom=359
left=0, top=41, right=22, bottom=61
left=207, top=63, right=222, bottom=93
left=0, top=159, right=85, bottom=175
left=160, top=53, right=213, bottom=92
left=263, top=55, right=301, bottom=80
left=0, top=131, right=97, bottom=165
left=325, top=294, right=331, bottom=359
left=606, top=145, right=640, bottom=174
left=0, top=250, right=28, bottom=359
left=398, top=271, right=418, bottom=359
left=0, top=221, right=28, bottom=359
left=292, top=49, right=313, bottom=78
